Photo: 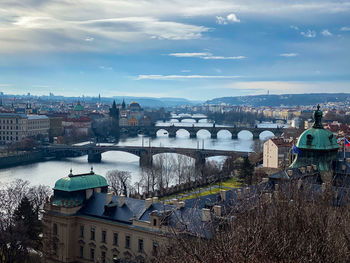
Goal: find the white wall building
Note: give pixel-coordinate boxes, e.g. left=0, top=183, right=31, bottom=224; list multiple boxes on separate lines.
left=0, top=113, right=49, bottom=144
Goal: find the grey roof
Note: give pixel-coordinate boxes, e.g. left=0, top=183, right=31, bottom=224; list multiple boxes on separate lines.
left=0, top=113, right=26, bottom=118
left=27, top=114, right=49, bottom=120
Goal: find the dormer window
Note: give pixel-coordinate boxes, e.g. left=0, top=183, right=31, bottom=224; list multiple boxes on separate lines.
left=153, top=219, right=157, bottom=226
left=306, top=134, right=313, bottom=145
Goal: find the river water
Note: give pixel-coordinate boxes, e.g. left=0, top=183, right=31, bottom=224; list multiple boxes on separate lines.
left=0, top=117, right=277, bottom=188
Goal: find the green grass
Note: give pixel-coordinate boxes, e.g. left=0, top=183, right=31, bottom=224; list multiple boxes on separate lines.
left=161, top=177, right=243, bottom=202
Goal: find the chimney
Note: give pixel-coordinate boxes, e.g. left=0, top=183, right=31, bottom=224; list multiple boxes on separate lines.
left=152, top=197, right=159, bottom=203
left=244, top=187, right=250, bottom=196
left=321, top=183, right=326, bottom=193
left=201, top=208, right=211, bottom=222
left=264, top=193, right=272, bottom=202
left=346, top=158, right=350, bottom=163
left=261, top=177, right=269, bottom=183
left=106, top=192, right=112, bottom=205
left=297, top=179, right=302, bottom=189
left=120, top=194, right=126, bottom=207
left=274, top=184, right=279, bottom=191
left=236, top=189, right=242, bottom=200
left=312, top=164, right=317, bottom=170
left=287, top=169, right=293, bottom=176
left=213, top=205, right=222, bottom=217
left=300, top=167, right=306, bottom=174
left=145, top=198, right=152, bottom=209
left=220, top=189, right=226, bottom=201
left=176, top=201, right=185, bottom=209
left=342, top=164, right=346, bottom=171
left=306, top=166, right=311, bottom=173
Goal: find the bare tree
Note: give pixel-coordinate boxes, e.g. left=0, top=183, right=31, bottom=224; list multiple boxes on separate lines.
left=106, top=170, right=131, bottom=196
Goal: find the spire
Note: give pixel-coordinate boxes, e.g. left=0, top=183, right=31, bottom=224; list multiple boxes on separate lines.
left=122, top=99, right=126, bottom=109
left=112, top=100, right=117, bottom=109
left=312, top=104, right=324, bottom=129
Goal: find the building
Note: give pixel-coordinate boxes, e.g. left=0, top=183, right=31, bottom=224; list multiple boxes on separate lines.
left=263, top=137, right=293, bottom=169
left=290, top=105, right=339, bottom=181
left=43, top=169, right=206, bottom=263
left=118, top=100, right=144, bottom=127
left=0, top=113, right=49, bottom=144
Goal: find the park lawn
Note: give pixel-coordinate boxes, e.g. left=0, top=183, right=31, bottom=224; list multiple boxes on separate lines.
left=214, top=177, right=243, bottom=188
left=180, top=186, right=232, bottom=200
left=162, top=177, right=243, bottom=203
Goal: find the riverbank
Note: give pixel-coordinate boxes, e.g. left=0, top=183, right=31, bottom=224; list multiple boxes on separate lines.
left=0, top=151, right=45, bottom=169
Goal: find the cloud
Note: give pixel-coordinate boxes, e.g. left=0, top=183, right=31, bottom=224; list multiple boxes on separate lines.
left=85, top=37, right=94, bottom=42
left=216, top=13, right=240, bottom=25
left=137, top=74, right=241, bottom=80
left=99, top=66, right=113, bottom=70
left=169, top=52, right=246, bottom=60
left=216, top=16, right=227, bottom=25
left=280, top=53, right=298, bottom=57
left=321, top=29, right=332, bottom=36
left=0, top=84, right=12, bottom=87
left=221, top=81, right=350, bottom=94
left=301, top=29, right=316, bottom=38
left=340, top=26, right=350, bottom=31
left=227, top=13, right=240, bottom=23
left=181, top=69, right=191, bottom=72
left=290, top=25, right=299, bottom=30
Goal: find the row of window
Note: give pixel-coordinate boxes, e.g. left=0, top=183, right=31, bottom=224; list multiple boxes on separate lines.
left=0, top=119, right=18, bottom=124
left=81, top=226, right=134, bottom=249
left=0, top=136, right=19, bottom=141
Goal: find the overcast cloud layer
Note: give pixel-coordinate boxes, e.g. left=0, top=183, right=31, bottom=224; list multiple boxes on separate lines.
left=0, top=0, right=349, bottom=99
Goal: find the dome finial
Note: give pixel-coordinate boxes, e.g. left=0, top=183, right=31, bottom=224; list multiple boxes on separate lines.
left=312, top=104, right=323, bottom=129
left=90, top=166, right=94, bottom=174
left=69, top=168, right=73, bottom=177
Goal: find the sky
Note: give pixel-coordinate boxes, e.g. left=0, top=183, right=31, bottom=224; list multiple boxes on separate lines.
left=0, top=0, right=350, bottom=100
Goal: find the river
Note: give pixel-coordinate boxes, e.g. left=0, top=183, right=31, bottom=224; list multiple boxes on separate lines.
left=0, top=117, right=277, bottom=188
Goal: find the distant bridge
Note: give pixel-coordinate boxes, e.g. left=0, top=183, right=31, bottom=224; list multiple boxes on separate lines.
left=121, top=125, right=284, bottom=139
left=169, top=115, right=209, bottom=123
left=42, top=144, right=250, bottom=169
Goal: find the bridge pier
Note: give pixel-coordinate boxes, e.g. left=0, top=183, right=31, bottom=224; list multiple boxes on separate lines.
left=189, top=131, right=197, bottom=138
left=88, top=151, right=102, bottom=163
left=252, top=132, right=260, bottom=140
left=139, top=151, right=153, bottom=167
left=211, top=131, right=217, bottom=139
left=169, top=131, right=176, bottom=138
left=231, top=133, right=238, bottom=139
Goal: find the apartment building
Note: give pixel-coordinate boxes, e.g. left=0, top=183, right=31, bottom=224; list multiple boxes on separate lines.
left=263, top=137, right=293, bottom=169
left=0, top=113, right=49, bottom=143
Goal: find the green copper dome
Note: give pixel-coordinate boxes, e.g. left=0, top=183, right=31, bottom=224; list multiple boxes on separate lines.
left=296, top=105, right=339, bottom=150
left=73, top=102, right=84, bottom=112
left=54, top=169, right=108, bottom=192
left=290, top=105, right=339, bottom=172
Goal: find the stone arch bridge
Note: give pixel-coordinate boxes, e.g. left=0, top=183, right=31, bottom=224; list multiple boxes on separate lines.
left=168, top=115, right=209, bottom=123
left=43, top=145, right=250, bottom=170
left=122, top=125, right=284, bottom=139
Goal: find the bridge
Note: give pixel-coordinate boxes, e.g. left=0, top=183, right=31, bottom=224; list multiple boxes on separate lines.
left=121, top=125, right=284, bottom=139
left=42, top=144, right=250, bottom=169
left=169, top=115, right=209, bottom=123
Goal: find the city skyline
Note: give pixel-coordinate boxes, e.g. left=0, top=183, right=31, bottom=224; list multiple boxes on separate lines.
left=1, top=0, right=350, bottom=99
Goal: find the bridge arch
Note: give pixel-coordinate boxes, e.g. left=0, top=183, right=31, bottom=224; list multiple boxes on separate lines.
left=180, top=118, right=196, bottom=123
left=196, top=129, right=211, bottom=139
left=176, top=128, right=190, bottom=138
left=237, top=130, right=253, bottom=140
left=259, top=130, right=275, bottom=140
left=217, top=129, right=233, bottom=139
left=156, top=128, right=169, bottom=137
left=169, top=118, right=180, bottom=123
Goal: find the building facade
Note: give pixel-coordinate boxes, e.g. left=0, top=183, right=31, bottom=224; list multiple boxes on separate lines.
left=42, top=170, right=206, bottom=263
left=263, top=138, right=292, bottom=169
left=0, top=113, right=49, bottom=144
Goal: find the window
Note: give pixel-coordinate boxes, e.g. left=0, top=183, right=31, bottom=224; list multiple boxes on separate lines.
left=102, top=230, right=106, bottom=243
left=113, top=233, right=118, bottom=245
left=53, top=242, right=58, bottom=256
left=125, top=235, right=130, bottom=249
left=90, top=227, right=95, bottom=240
left=138, top=239, right=144, bottom=252
left=90, top=248, right=95, bottom=260
left=79, top=246, right=84, bottom=258
left=153, top=219, right=157, bottom=226
left=53, top=223, right=58, bottom=236
left=101, top=251, right=106, bottom=263
left=153, top=242, right=158, bottom=256
left=80, top=225, right=84, bottom=238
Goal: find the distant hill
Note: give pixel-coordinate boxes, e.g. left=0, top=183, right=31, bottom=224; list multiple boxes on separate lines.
left=111, top=97, right=199, bottom=108
left=206, top=93, right=350, bottom=107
